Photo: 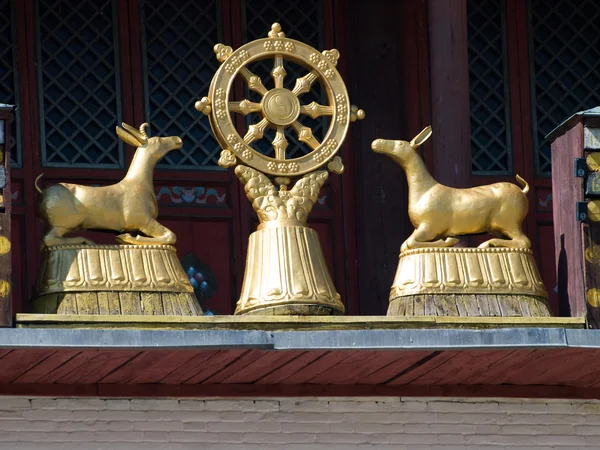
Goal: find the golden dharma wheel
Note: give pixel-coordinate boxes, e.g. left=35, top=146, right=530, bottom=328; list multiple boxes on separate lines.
left=196, top=23, right=364, bottom=177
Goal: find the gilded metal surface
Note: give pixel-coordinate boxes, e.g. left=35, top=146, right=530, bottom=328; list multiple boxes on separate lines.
left=196, top=23, right=363, bottom=315
left=372, top=127, right=532, bottom=251
left=196, top=22, right=364, bottom=177
left=587, top=200, right=600, bottom=222
left=15, top=314, right=585, bottom=330
left=34, top=244, right=193, bottom=295
left=36, top=123, right=183, bottom=247
left=234, top=165, right=344, bottom=315
left=390, top=247, right=548, bottom=298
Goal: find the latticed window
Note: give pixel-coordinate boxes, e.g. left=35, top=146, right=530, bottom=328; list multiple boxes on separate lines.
left=530, top=0, right=600, bottom=176
left=242, top=0, right=326, bottom=159
left=37, top=0, right=123, bottom=168
left=142, top=0, right=222, bottom=169
left=467, top=0, right=512, bottom=175
left=0, top=0, right=20, bottom=167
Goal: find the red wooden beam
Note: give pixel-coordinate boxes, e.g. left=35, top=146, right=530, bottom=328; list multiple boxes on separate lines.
left=1, top=382, right=600, bottom=400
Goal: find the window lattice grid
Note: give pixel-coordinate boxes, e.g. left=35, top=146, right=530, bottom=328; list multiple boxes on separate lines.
left=37, top=0, right=123, bottom=168
left=142, top=0, right=222, bottom=169
left=242, top=0, right=326, bottom=159
left=0, top=0, right=20, bottom=167
left=530, top=0, right=600, bottom=176
left=467, top=0, right=512, bottom=175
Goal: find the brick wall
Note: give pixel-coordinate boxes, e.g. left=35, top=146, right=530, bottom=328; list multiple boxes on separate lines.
left=0, top=397, right=599, bottom=449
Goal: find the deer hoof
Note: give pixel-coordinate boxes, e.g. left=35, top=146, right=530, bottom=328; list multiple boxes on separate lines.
left=445, top=237, right=460, bottom=247
left=115, top=233, right=136, bottom=245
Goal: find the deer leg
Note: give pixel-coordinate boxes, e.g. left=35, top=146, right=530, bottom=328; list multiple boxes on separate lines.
left=401, top=225, right=459, bottom=253
left=116, top=220, right=176, bottom=246
left=42, top=227, right=95, bottom=247
left=478, top=228, right=531, bottom=249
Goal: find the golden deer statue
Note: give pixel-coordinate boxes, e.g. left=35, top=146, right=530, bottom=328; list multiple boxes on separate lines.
left=36, top=123, right=182, bottom=247
left=371, top=126, right=531, bottom=252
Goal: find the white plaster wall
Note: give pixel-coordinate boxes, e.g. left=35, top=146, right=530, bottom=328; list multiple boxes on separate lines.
left=0, top=396, right=598, bottom=449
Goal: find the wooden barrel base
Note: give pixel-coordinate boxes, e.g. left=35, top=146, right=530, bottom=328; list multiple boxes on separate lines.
left=388, top=293, right=552, bottom=317
left=238, top=304, right=343, bottom=316
left=32, top=244, right=203, bottom=316
left=32, top=291, right=203, bottom=316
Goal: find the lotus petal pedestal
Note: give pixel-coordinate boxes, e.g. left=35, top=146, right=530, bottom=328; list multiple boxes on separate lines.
left=235, top=225, right=344, bottom=316
left=32, top=244, right=203, bottom=316
left=388, top=247, right=552, bottom=317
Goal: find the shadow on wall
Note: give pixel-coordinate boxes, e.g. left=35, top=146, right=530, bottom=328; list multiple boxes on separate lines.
left=557, top=233, right=571, bottom=317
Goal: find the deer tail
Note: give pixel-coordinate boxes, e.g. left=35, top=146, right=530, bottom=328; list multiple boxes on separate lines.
left=34, top=174, right=44, bottom=194
left=515, top=174, right=529, bottom=194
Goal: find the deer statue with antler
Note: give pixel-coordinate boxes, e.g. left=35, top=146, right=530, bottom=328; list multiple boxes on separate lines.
left=36, top=123, right=183, bottom=247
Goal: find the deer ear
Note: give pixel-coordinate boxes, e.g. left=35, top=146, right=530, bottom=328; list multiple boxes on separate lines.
left=410, top=126, right=432, bottom=148
left=116, top=126, right=142, bottom=148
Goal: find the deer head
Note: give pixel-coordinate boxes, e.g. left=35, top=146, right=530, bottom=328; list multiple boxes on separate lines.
left=116, top=122, right=183, bottom=162
left=371, top=126, right=432, bottom=162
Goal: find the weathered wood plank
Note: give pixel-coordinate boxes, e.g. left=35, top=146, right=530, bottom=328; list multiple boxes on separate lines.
left=386, top=351, right=458, bottom=385
left=56, top=293, right=78, bottom=314
left=551, top=122, right=585, bottom=318
left=37, top=352, right=99, bottom=383
left=130, top=350, right=213, bottom=384
left=119, top=292, right=142, bottom=315
left=201, top=350, right=266, bottom=384
left=281, top=351, right=358, bottom=384
left=413, top=350, right=516, bottom=385
left=308, top=351, right=408, bottom=385
left=362, top=351, right=433, bottom=385
left=498, top=295, right=523, bottom=317
left=255, top=351, right=326, bottom=385
left=100, top=351, right=176, bottom=383
left=413, top=296, right=425, bottom=315
left=181, top=350, right=250, bottom=384
left=58, top=351, right=139, bottom=384
left=0, top=349, right=60, bottom=383
left=141, top=293, right=163, bottom=315
left=75, top=292, right=99, bottom=315
left=12, top=351, right=81, bottom=384
left=424, top=295, right=437, bottom=316
left=222, top=351, right=304, bottom=384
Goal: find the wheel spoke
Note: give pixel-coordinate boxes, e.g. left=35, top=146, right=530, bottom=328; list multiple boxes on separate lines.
left=272, top=55, right=287, bottom=89
left=228, top=100, right=261, bottom=115
left=300, top=102, right=333, bottom=119
left=240, top=67, right=268, bottom=96
left=292, top=71, right=318, bottom=96
left=273, top=127, right=288, bottom=160
left=243, top=118, right=269, bottom=144
left=292, top=121, right=320, bottom=150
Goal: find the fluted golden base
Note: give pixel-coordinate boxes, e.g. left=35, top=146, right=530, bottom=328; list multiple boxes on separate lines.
left=389, top=247, right=552, bottom=317
left=32, top=244, right=202, bottom=316
left=235, top=225, right=344, bottom=316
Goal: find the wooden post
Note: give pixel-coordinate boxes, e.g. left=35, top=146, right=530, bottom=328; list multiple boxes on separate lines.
left=0, top=105, right=14, bottom=327
left=428, top=0, right=471, bottom=188
left=548, top=108, right=600, bottom=325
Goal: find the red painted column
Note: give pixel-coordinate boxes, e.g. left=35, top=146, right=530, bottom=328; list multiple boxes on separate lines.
left=428, top=0, right=471, bottom=188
